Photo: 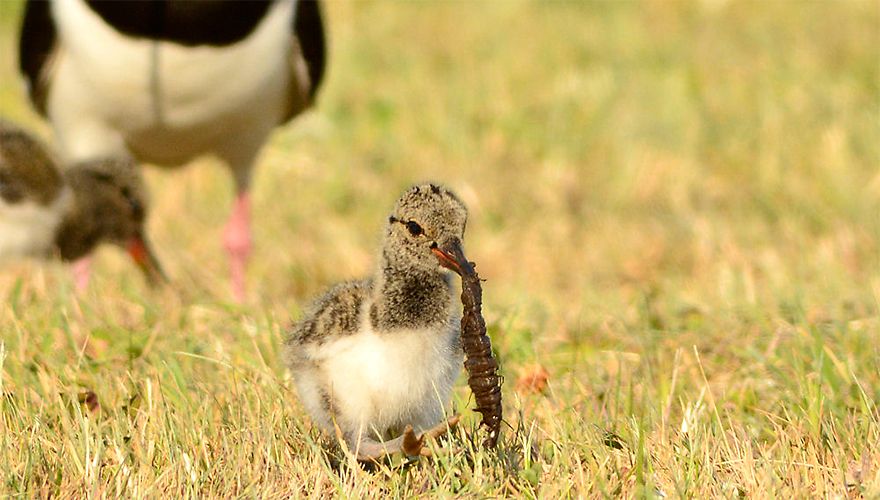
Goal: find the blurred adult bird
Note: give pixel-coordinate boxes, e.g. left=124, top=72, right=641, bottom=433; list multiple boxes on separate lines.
left=0, top=119, right=164, bottom=283
left=18, top=0, right=326, bottom=300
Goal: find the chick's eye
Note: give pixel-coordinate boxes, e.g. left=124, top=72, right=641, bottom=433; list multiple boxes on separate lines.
left=120, top=186, right=143, bottom=217
left=92, top=172, right=113, bottom=184
left=406, top=221, right=424, bottom=236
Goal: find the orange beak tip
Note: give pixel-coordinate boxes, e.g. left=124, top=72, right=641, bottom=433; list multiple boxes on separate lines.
left=432, top=247, right=464, bottom=275
left=126, top=237, right=167, bottom=285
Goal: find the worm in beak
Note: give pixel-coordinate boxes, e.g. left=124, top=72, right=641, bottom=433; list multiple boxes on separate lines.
left=432, top=237, right=474, bottom=276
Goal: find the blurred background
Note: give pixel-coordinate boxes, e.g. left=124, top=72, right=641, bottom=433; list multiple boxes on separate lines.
left=0, top=0, right=880, bottom=310
left=2, top=0, right=879, bottom=406
left=0, top=0, right=878, bottom=493
left=2, top=1, right=876, bottom=317
left=2, top=0, right=879, bottom=391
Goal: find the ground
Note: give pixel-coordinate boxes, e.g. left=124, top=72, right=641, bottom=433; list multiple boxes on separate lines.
left=0, top=0, right=878, bottom=496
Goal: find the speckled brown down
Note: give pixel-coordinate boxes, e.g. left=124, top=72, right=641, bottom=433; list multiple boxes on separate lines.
left=0, top=120, right=63, bottom=207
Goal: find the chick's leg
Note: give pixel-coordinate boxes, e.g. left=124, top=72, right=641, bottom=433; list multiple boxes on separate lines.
left=349, top=415, right=460, bottom=462
left=72, top=257, right=92, bottom=291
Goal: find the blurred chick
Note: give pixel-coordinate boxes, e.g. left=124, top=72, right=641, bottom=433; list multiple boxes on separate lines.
left=0, top=120, right=163, bottom=283
left=284, top=184, right=473, bottom=461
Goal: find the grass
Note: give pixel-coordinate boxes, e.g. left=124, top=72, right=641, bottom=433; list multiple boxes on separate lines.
left=1, top=0, right=879, bottom=496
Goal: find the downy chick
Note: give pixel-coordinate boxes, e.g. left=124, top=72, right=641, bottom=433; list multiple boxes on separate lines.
left=285, top=183, right=474, bottom=460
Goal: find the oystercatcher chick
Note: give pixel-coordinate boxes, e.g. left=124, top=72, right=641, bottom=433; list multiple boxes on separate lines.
left=0, top=120, right=163, bottom=283
left=18, top=0, right=326, bottom=300
left=284, top=184, right=475, bottom=461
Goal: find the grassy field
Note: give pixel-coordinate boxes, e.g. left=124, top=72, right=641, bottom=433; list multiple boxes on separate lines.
left=1, top=0, right=879, bottom=496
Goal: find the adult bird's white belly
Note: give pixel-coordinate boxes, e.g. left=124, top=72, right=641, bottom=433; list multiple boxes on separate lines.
left=48, top=0, right=296, bottom=164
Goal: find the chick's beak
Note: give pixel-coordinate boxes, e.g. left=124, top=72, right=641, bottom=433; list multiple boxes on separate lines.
left=432, top=237, right=474, bottom=276
left=126, top=233, right=167, bottom=286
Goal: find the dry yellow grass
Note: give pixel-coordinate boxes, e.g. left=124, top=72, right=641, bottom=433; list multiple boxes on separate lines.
left=1, top=0, right=879, bottom=496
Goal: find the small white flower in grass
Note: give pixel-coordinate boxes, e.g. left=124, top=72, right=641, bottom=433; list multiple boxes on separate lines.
left=0, top=341, right=5, bottom=394
left=243, top=317, right=258, bottom=338
left=680, top=387, right=706, bottom=435
left=182, top=452, right=197, bottom=483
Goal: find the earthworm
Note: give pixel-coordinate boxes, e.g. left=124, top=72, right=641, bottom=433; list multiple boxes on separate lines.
left=458, top=264, right=502, bottom=448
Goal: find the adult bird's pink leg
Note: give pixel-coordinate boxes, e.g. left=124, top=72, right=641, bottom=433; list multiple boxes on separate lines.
left=72, top=257, right=92, bottom=292
left=223, top=192, right=252, bottom=302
